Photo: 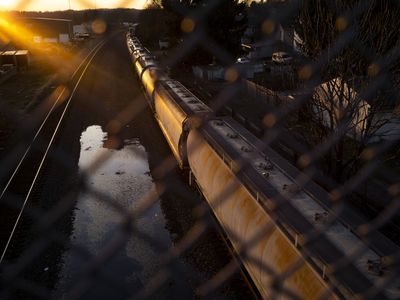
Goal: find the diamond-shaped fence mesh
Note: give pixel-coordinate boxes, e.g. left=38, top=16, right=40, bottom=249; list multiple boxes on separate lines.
left=0, top=0, right=400, bottom=299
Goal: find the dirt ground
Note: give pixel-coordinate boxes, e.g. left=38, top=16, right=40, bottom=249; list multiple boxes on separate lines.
left=0, top=40, right=98, bottom=156
left=0, top=62, right=55, bottom=154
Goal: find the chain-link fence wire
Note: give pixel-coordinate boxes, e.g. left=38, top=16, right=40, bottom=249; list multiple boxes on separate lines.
left=1, top=0, right=400, bottom=299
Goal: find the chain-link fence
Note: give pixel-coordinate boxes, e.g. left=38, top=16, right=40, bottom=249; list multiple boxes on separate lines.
left=1, top=0, right=400, bottom=299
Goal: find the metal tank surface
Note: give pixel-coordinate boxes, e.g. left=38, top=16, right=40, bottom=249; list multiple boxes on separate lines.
left=186, top=124, right=330, bottom=299
left=153, top=80, right=212, bottom=168
left=141, top=68, right=165, bottom=107
left=153, top=86, right=187, bottom=166
left=187, top=117, right=400, bottom=299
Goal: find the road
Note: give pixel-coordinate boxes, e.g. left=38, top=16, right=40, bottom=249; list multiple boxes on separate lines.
left=0, top=31, right=254, bottom=299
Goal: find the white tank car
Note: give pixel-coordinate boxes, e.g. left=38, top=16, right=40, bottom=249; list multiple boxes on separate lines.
left=126, top=32, right=400, bottom=300
left=186, top=116, right=399, bottom=299
left=152, top=79, right=212, bottom=168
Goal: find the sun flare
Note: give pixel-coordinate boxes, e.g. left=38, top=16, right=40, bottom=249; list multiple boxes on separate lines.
left=0, top=0, right=15, bottom=9
left=0, top=0, right=148, bottom=12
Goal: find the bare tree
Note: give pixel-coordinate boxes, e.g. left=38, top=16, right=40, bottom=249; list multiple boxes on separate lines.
left=144, top=0, right=162, bottom=9
left=293, top=0, right=400, bottom=181
left=305, top=75, right=398, bottom=181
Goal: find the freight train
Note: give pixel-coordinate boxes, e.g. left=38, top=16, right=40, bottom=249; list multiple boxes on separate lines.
left=126, top=32, right=400, bottom=299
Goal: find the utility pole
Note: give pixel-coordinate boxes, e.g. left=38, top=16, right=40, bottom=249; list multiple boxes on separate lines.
left=68, top=0, right=73, bottom=27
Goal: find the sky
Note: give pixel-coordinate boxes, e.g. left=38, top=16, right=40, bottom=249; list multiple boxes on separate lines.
left=0, top=0, right=148, bottom=11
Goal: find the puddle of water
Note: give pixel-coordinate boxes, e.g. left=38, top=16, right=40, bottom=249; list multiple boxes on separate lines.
left=74, top=125, right=159, bottom=247
left=54, top=125, right=192, bottom=299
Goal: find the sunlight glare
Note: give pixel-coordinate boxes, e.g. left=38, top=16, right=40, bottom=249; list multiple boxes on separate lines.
left=0, top=0, right=15, bottom=9
left=0, top=0, right=148, bottom=11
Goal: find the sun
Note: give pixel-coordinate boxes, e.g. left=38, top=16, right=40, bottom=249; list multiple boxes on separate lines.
left=0, top=0, right=15, bottom=9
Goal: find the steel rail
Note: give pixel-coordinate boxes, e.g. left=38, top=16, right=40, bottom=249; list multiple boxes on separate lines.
left=0, top=38, right=107, bottom=202
left=0, top=38, right=108, bottom=264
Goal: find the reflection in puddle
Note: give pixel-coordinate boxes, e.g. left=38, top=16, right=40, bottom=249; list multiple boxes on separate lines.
left=54, top=125, right=189, bottom=299
left=74, top=125, right=159, bottom=248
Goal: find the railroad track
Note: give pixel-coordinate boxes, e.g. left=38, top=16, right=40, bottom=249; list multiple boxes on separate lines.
left=0, top=38, right=108, bottom=264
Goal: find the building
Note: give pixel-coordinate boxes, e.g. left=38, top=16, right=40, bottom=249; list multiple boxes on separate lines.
left=241, top=1, right=297, bottom=60
left=73, top=24, right=90, bottom=37
left=19, top=18, right=73, bottom=44
left=1, top=50, right=17, bottom=65
left=313, top=77, right=400, bottom=143
left=192, top=62, right=265, bottom=80
left=0, top=50, right=30, bottom=69
left=192, top=65, right=225, bottom=81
